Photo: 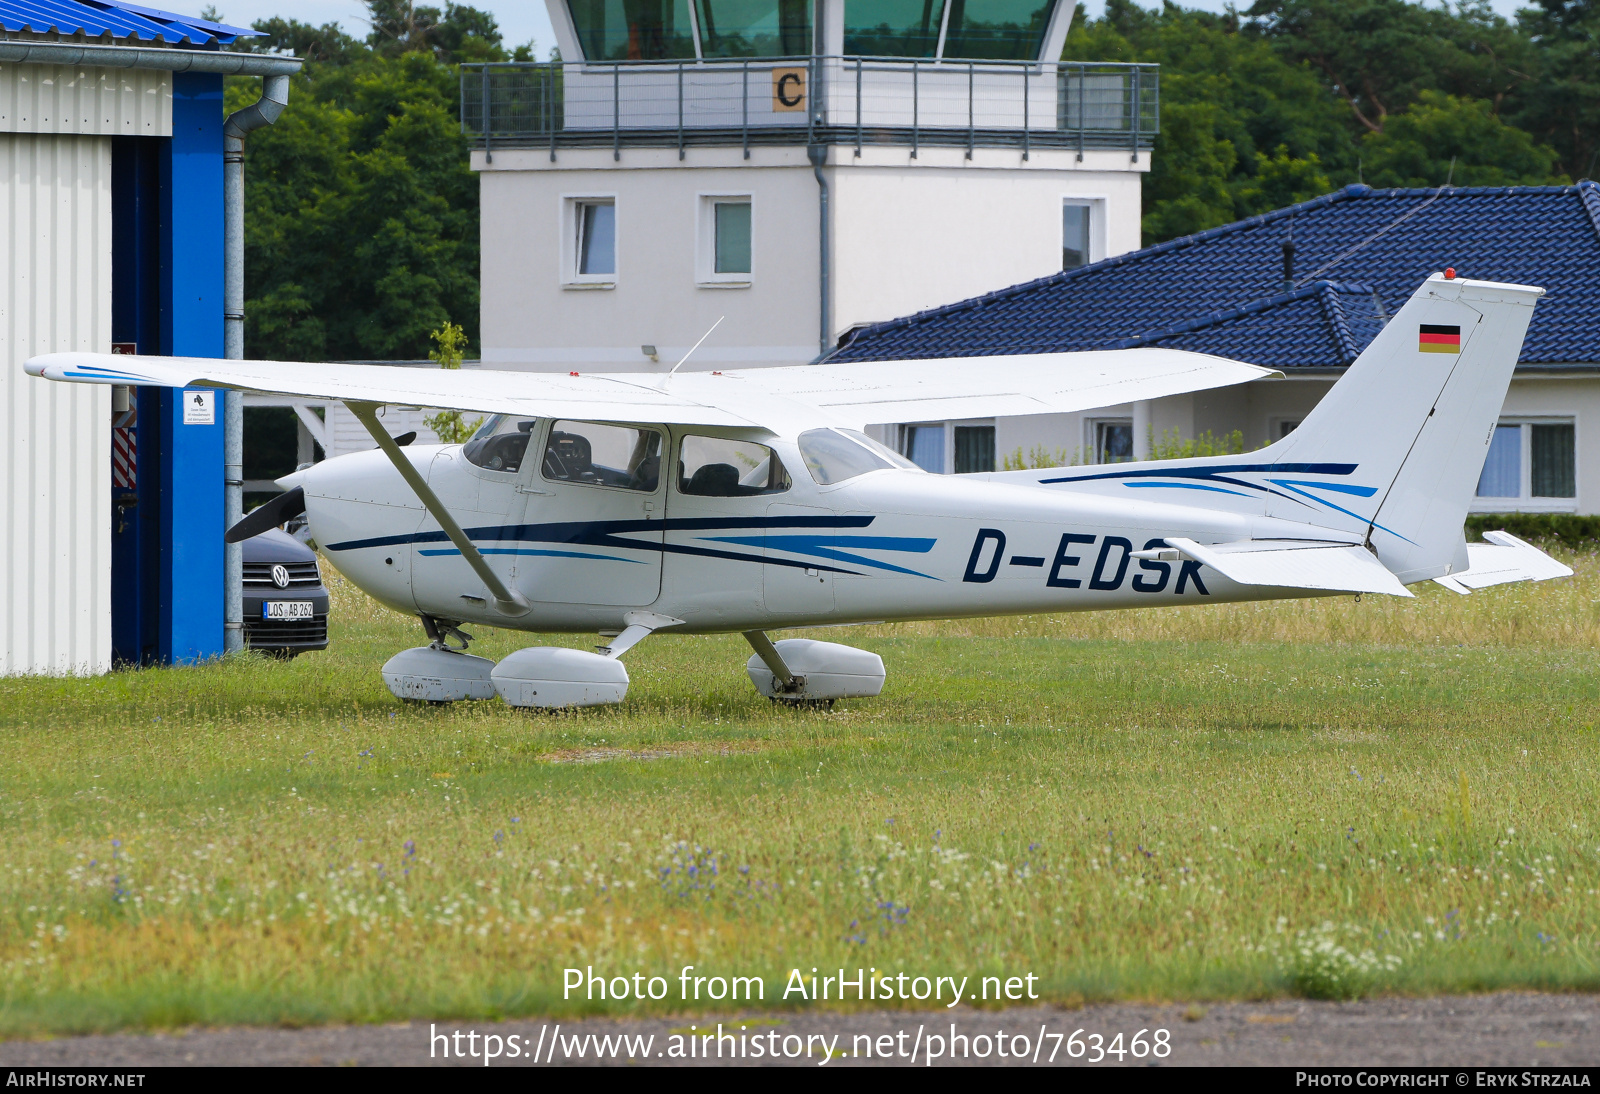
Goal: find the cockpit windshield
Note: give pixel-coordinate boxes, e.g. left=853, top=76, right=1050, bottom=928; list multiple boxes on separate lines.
left=797, top=428, right=920, bottom=485
left=462, top=414, right=537, bottom=473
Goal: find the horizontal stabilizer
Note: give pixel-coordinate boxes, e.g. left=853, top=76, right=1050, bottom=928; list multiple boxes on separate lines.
left=1165, top=537, right=1414, bottom=597
left=1432, top=531, right=1573, bottom=594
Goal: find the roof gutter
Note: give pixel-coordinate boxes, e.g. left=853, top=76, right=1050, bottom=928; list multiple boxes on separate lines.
left=0, top=39, right=302, bottom=75
left=221, top=70, right=294, bottom=653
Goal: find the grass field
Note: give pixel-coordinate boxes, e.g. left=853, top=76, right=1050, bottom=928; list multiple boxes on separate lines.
left=1, top=555, right=1598, bottom=1035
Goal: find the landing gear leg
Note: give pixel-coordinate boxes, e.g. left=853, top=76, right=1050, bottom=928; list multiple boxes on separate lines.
left=420, top=614, right=474, bottom=652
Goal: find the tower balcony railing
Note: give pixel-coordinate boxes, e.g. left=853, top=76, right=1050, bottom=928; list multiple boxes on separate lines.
left=460, top=56, right=1158, bottom=161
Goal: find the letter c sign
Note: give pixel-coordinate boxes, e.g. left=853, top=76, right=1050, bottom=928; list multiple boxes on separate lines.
left=772, top=68, right=806, bottom=112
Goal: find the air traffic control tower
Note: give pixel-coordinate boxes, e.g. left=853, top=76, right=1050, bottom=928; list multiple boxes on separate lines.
left=463, top=0, right=1157, bottom=373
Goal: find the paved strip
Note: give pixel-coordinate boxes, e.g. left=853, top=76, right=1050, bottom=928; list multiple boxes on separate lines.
left=0, top=993, right=1594, bottom=1067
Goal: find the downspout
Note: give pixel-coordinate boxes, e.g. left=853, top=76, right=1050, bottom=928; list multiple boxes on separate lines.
left=222, top=72, right=291, bottom=654
left=808, top=142, right=830, bottom=360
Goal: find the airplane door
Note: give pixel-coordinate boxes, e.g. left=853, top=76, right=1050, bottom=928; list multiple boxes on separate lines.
left=763, top=503, right=836, bottom=614
left=513, top=419, right=665, bottom=607
left=661, top=431, right=789, bottom=617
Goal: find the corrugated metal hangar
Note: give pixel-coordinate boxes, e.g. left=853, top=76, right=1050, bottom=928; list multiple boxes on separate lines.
left=1, top=1, right=298, bottom=673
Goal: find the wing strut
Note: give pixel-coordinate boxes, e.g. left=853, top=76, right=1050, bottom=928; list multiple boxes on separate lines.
left=347, top=401, right=531, bottom=617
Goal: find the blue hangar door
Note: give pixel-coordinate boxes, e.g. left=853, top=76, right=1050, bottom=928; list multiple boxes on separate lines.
left=109, top=71, right=226, bottom=667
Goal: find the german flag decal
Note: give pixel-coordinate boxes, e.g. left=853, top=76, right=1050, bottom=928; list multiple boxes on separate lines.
left=1419, top=324, right=1462, bottom=354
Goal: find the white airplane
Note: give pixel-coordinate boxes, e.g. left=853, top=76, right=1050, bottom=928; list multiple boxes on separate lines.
left=29, top=273, right=1570, bottom=708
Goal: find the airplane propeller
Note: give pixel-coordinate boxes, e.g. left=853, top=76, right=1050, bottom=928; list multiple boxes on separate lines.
left=225, top=485, right=305, bottom=543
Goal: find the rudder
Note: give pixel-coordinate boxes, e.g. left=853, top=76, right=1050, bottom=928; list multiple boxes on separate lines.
left=1265, top=273, right=1543, bottom=582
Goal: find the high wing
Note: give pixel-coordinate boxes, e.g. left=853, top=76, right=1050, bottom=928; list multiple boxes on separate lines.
left=25, top=353, right=756, bottom=428
left=25, top=348, right=1280, bottom=434
left=710, top=349, right=1281, bottom=429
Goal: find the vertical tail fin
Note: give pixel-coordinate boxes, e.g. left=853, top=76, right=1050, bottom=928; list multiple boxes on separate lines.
left=1264, top=273, right=1543, bottom=581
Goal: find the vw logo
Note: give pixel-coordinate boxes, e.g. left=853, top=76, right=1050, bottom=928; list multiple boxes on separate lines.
left=270, top=564, right=291, bottom=588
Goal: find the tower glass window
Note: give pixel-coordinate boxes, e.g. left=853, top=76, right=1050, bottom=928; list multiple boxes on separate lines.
left=567, top=0, right=698, bottom=60
left=939, top=0, right=1054, bottom=60
left=694, top=0, right=811, bottom=56
left=843, top=0, right=945, bottom=57
left=714, top=201, right=752, bottom=274
left=1062, top=202, right=1090, bottom=270
left=577, top=201, right=616, bottom=276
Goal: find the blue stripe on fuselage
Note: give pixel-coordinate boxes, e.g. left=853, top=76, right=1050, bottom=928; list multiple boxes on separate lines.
left=325, top=514, right=883, bottom=575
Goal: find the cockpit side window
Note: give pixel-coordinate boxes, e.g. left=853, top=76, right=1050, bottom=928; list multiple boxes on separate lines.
left=462, top=415, right=538, bottom=473
left=677, top=435, right=791, bottom=497
left=797, top=428, right=919, bottom=485
left=541, top=420, right=663, bottom=492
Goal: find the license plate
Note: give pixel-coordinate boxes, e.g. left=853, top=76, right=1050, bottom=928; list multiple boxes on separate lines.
left=263, top=601, right=314, bottom=621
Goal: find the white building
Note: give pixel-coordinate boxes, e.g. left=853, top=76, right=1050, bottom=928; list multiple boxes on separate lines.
left=831, top=182, right=1600, bottom=516
left=469, top=0, right=1155, bottom=380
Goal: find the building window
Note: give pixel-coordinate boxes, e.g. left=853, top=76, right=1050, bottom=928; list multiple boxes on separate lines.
left=898, top=421, right=995, bottom=473
left=699, top=195, right=752, bottom=286
left=565, top=198, right=616, bottom=286
left=1091, top=418, right=1134, bottom=463
left=901, top=423, right=945, bottom=473
left=578, top=201, right=615, bottom=275
left=1275, top=419, right=1301, bottom=439
left=1474, top=420, right=1576, bottom=509
left=715, top=201, right=751, bottom=273
left=1063, top=202, right=1092, bottom=270
left=954, top=425, right=995, bottom=473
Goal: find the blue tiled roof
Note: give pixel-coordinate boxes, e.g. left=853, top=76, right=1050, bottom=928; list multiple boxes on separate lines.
left=0, top=0, right=257, bottom=43
left=833, top=182, right=1600, bottom=369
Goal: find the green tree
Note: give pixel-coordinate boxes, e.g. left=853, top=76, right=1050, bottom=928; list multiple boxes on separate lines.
left=238, top=16, right=365, bottom=64
left=1067, top=0, right=1356, bottom=242
left=1234, top=145, right=1333, bottom=216
left=1244, top=0, right=1537, bottom=134
left=1359, top=90, right=1569, bottom=187
left=422, top=322, right=484, bottom=443
left=1140, top=100, right=1240, bottom=239
left=366, top=0, right=529, bottom=63
left=1508, top=0, right=1600, bottom=179
left=231, top=49, right=482, bottom=361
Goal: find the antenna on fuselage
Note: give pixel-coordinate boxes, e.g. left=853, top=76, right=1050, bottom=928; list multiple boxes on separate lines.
left=667, top=316, right=724, bottom=379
